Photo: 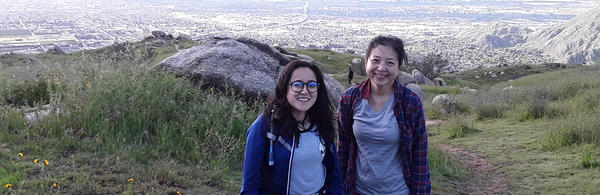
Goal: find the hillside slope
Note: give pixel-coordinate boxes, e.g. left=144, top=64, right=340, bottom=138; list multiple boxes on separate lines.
left=523, top=6, right=600, bottom=64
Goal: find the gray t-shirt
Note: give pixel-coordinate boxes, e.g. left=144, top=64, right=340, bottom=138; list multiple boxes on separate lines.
left=353, top=97, right=408, bottom=195
left=290, top=125, right=326, bottom=195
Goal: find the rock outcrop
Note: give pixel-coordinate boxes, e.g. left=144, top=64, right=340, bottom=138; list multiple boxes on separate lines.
left=432, top=94, right=454, bottom=115
left=412, top=69, right=434, bottom=85
left=432, top=78, right=446, bottom=87
left=151, top=31, right=167, bottom=40
left=24, top=104, right=61, bottom=125
left=397, top=71, right=416, bottom=86
left=406, top=83, right=424, bottom=98
left=155, top=37, right=344, bottom=101
left=461, top=86, right=477, bottom=94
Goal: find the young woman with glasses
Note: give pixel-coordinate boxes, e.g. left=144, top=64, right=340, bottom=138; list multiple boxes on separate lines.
left=241, top=60, right=343, bottom=195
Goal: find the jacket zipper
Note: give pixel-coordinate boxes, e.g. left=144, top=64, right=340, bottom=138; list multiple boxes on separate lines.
left=286, top=136, right=295, bottom=195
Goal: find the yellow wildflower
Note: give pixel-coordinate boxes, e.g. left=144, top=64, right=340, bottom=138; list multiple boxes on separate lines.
left=71, top=154, right=75, bottom=158
left=52, top=183, right=57, bottom=188
left=177, top=191, right=181, bottom=194
left=128, top=178, right=134, bottom=184
left=18, top=153, right=24, bottom=157
left=43, top=160, right=49, bottom=166
left=210, top=87, right=214, bottom=93
left=34, top=159, right=39, bottom=164
left=24, top=122, right=27, bottom=126
left=87, top=82, right=91, bottom=88
left=5, top=184, right=12, bottom=188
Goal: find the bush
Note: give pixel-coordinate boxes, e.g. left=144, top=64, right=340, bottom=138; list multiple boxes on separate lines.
left=422, top=86, right=461, bottom=96
left=543, top=102, right=571, bottom=119
left=518, top=101, right=548, bottom=121
left=475, top=104, right=504, bottom=120
left=1, top=79, right=57, bottom=107
left=581, top=151, right=599, bottom=169
left=61, top=71, right=261, bottom=166
left=573, top=90, right=600, bottom=114
left=443, top=119, right=480, bottom=139
left=543, top=114, right=600, bottom=150
left=429, top=146, right=466, bottom=194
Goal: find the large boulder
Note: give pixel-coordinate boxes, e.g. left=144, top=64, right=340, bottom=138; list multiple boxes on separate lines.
left=412, top=69, right=434, bottom=85
left=432, top=94, right=454, bottom=115
left=351, top=58, right=366, bottom=76
left=406, top=83, right=425, bottom=98
left=151, top=30, right=167, bottom=40
left=432, top=78, right=447, bottom=87
left=461, top=86, right=477, bottom=94
left=155, top=37, right=344, bottom=101
left=397, top=71, right=415, bottom=86
left=24, top=104, right=61, bottom=125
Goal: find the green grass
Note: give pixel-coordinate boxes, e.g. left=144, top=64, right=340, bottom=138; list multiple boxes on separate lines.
left=285, top=48, right=361, bottom=74
left=0, top=38, right=257, bottom=193
left=6, top=36, right=597, bottom=194
left=430, top=119, right=600, bottom=194
left=428, top=65, right=600, bottom=194
left=444, top=63, right=580, bottom=86
left=428, top=146, right=467, bottom=194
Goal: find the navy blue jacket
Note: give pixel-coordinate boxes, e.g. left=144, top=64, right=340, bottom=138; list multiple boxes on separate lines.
left=241, top=114, right=344, bottom=195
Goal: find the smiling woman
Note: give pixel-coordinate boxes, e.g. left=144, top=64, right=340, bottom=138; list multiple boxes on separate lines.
left=337, top=35, right=431, bottom=195
left=241, top=60, right=343, bottom=195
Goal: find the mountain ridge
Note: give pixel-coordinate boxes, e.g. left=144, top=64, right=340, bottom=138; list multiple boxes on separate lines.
left=523, top=6, right=600, bottom=64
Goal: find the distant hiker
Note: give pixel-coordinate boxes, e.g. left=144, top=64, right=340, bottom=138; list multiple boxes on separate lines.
left=241, top=60, right=343, bottom=195
left=347, top=67, right=354, bottom=85
left=337, top=35, right=431, bottom=194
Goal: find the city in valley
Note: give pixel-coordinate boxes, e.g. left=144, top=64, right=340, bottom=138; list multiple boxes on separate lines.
left=1, top=0, right=598, bottom=71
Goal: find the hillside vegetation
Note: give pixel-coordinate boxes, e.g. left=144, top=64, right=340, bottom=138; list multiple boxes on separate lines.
left=1, top=38, right=598, bottom=194
left=0, top=38, right=262, bottom=194
left=426, top=65, right=600, bottom=193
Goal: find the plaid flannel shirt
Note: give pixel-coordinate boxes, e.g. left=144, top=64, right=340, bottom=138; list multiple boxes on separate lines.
left=337, top=79, right=431, bottom=195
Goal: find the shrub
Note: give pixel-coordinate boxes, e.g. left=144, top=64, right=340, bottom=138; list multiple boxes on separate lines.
left=543, top=102, right=570, bottom=119
left=422, top=86, right=461, bottom=96
left=1, top=79, right=57, bottom=107
left=573, top=90, right=600, bottom=114
left=61, top=71, right=261, bottom=166
left=518, top=101, right=548, bottom=121
left=543, top=114, right=600, bottom=150
left=429, top=146, right=466, bottom=194
left=581, top=151, right=599, bottom=169
left=443, top=119, right=480, bottom=139
left=475, top=104, right=504, bottom=120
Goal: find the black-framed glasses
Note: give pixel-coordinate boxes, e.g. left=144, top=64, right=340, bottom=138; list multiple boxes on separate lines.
left=289, top=81, right=319, bottom=93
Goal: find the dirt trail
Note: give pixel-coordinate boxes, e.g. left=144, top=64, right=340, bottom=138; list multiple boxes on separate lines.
left=426, top=120, right=510, bottom=194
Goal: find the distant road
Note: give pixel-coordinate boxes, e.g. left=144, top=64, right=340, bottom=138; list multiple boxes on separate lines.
left=230, top=0, right=309, bottom=35
left=18, top=16, right=46, bottom=52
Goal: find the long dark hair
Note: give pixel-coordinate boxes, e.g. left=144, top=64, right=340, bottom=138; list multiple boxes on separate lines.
left=366, top=35, right=408, bottom=66
left=263, top=60, right=335, bottom=147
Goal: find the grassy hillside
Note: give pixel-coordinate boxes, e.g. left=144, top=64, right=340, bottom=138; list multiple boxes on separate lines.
left=442, top=63, right=581, bottom=87
left=0, top=40, right=468, bottom=194
left=427, top=65, right=600, bottom=194
left=3, top=38, right=596, bottom=194
left=0, top=38, right=262, bottom=194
